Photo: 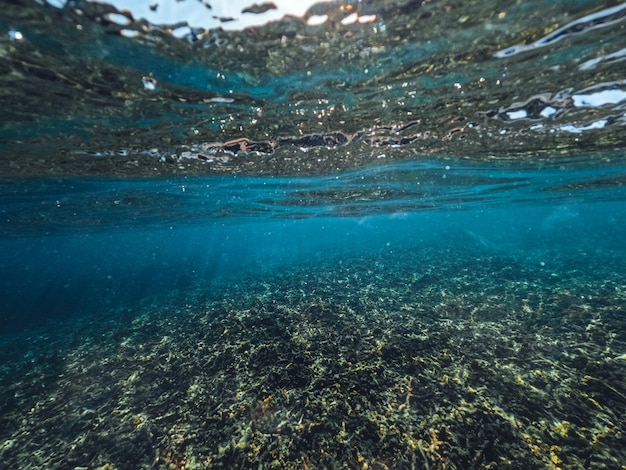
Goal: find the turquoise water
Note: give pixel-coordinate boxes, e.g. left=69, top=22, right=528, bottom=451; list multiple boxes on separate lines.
left=2, top=0, right=626, bottom=468
left=2, top=158, right=625, bottom=331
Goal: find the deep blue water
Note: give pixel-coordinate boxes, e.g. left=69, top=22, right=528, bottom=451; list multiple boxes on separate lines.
left=2, top=158, right=625, bottom=332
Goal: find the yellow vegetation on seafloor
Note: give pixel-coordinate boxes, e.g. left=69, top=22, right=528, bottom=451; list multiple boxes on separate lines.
left=550, top=445, right=563, bottom=470
left=95, top=464, right=117, bottom=470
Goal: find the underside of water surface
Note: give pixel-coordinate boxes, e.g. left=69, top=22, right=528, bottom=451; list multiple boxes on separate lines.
left=1, top=1, right=626, bottom=469
left=1, top=0, right=626, bottom=176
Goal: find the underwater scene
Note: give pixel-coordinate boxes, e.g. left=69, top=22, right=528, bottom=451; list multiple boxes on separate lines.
left=1, top=0, right=626, bottom=469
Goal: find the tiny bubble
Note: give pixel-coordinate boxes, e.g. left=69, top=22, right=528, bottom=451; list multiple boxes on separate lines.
left=8, top=30, right=23, bottom=41
left=142, top=76, right=158, bottom=91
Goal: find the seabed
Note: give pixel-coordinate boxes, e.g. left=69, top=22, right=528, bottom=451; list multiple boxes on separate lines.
left=1, top=247, right=625, bottom=469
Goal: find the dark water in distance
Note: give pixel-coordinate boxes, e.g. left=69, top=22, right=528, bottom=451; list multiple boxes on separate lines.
left=0, top=163, right=621, bottom=321
left=1, top=1, right=626, bottom=469
left=1, top=156, right=625, bottom=331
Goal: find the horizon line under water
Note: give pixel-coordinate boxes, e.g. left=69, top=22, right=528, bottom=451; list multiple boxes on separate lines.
left=1, top=155, right=625, bottom=330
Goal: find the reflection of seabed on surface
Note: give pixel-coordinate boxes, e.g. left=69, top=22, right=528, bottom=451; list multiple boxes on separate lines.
left=0, top=247, right=624, bottom=468
left=3, top=1, right=626, bottom=178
